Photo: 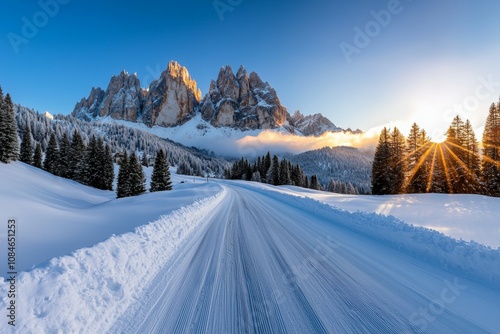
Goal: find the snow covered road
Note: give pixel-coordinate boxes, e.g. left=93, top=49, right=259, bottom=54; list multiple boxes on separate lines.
left=114, top=183, right=500, bottom=333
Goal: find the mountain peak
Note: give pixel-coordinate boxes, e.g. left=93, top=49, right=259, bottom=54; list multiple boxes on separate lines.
left=236, top=65, right=247, bottom=79
left=162, top=61, right=201, bottom=101
left=292, top=112, right=342, bottom=136
left=200, top=66, right=289, bottom=130
left=167, top=60, right=186, bottom=77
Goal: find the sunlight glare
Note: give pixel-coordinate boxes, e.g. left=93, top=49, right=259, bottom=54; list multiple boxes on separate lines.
left=431, top=131, right=447, bottom=143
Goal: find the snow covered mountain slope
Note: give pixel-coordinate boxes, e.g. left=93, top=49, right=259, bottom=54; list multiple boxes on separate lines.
left=97, top=113, right=295, bottom=157
left=291, top=110, right=344, bottom=136
left=288, top=146, right=373, bottom=192
left=1, top=164, right=499, bottom=333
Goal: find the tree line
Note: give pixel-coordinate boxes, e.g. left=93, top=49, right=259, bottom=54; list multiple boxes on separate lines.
left=224, top=152, right=325, bottom=191
left=226, top=152, right=361, bottom=194
left=13, top=103, right=230, bottom=178
left=19, top=126, right=115, bottom=191
left=0, top=87, right=19, bottom=163
left=1, top=86, right=173, bottom=199
left=372, top=99, right=500, bottom=196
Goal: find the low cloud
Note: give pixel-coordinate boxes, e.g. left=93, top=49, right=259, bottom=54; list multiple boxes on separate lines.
left=235, top=129, right=381, bottom=157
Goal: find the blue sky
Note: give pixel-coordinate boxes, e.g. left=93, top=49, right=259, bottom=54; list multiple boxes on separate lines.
left=1, top=0, right=500, bottom=140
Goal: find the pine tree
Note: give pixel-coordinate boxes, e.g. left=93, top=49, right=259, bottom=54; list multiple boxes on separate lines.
left=117, top=152, right=130, bottom=198
left=444, top=116, right=468, bottom=193
left=389, top=127, right=406, bottom=194
left=0, top=93, right=19, bottom=163
left=251, top=171, right=261, bottom=182
left=482, top=101, right=500, bottom=196
left=427, top=142, right=449, bottom=194
left=84, top=135, right=101, bottom=188
left=0, top=87, right=4, bottom=161
left=256, top=156, right=262, bottom=174
left=224, top=168, right=231, bottom=179
left=462, top=120, right=481, bottom=193
left=417, top=129, right=432, bottom=190
left=20, top=125, right=33, bottom=165
left=310, top=174, right=320, bottom=190
left=268, top=155, right=280, bottom=186
left=177, top=160, right=192, bottom=176
left=347, top=183, right=358, bottom=195
left=291, top=164, right=304, bottom=187
left=328, top=179, right=336, bottom=192
left=279, top=159, right=291, bottom=185
left=142, top=154, right=149, bottom=167
left=68, top=129, right=85, bottom=181
left=43, top=133, right=59, bottom=174
left=58, top=133, right=71, bottom=178
left=406, top=123, right=430, bottom=193
left=95, top=137, right=107, bottom=189
left=128, top=152, right=146, bottom=196
left=33, top=142, right=43, bottom=168
left=371, top=127, right=392, bottom=194
left=263, top=152, right=272, bottom=182
left=150, top=150, right=172, bottom=192
left=103, top=144, right=115, bottom=191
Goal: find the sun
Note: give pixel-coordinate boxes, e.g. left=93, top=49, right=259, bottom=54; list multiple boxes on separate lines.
left=431, top=131, right=447, bottom=143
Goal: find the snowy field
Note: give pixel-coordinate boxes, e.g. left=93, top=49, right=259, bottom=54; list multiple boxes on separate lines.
left=0, top=162, right=499, bottom=333
left=0, top=162, right=220, bottom=276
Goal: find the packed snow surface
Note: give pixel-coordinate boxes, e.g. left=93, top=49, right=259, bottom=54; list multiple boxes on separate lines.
left=0, top=163, right=499, bottom=333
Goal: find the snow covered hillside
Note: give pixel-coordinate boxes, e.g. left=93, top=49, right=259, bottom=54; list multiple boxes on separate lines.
left=1, top=163, right=499, bottom=333
left=0, top=162, right=221, bottom=276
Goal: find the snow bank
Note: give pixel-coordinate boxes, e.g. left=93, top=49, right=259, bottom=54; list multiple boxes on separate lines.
left=252, top=183, right=500, bottom=249
left=245, top=185, right=500, bottom=290
left=0, top=187, right=227, bottom=334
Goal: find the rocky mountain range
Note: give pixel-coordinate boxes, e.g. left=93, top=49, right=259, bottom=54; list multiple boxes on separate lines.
left=72, top=60, right=359, bottom=136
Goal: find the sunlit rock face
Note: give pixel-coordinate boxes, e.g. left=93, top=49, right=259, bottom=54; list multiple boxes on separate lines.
left=200, top=65, right=291, bottom=130
left=142, top=61, right=202, bottom=127
left=72, top=61, right=202, bottom=127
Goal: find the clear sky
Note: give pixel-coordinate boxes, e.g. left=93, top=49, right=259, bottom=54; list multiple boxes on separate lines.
left=2, top=0, right=500, bottom=141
